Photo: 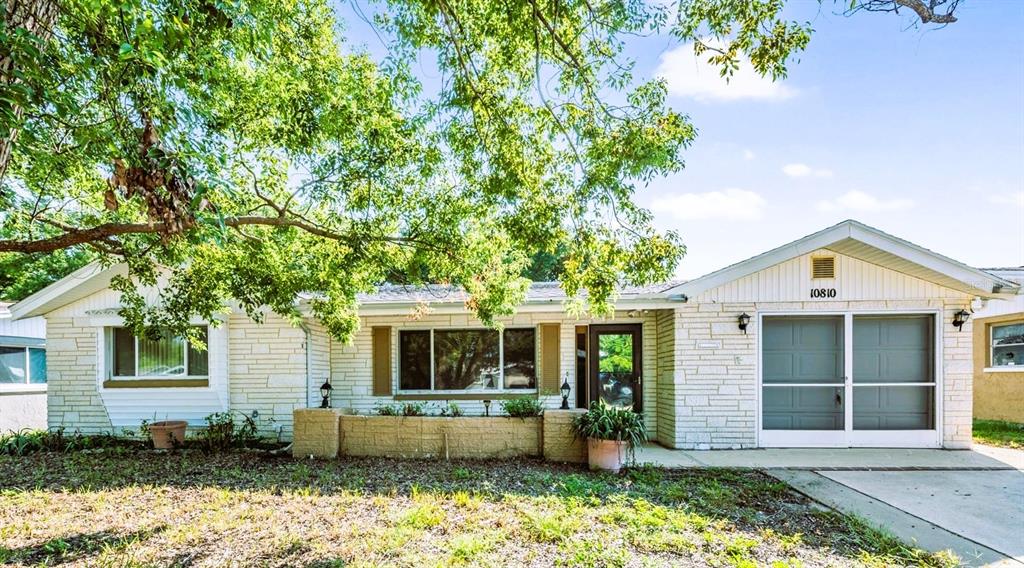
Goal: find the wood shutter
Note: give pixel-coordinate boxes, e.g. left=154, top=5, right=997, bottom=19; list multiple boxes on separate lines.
left=539, top=323, right=560, bottom=392
left=372, top=327, right=392, bottom=396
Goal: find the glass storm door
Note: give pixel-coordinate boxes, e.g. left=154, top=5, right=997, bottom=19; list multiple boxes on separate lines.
left=761, top=316, right=846, bottom=447
left=589, top=324, right=642, bottom=412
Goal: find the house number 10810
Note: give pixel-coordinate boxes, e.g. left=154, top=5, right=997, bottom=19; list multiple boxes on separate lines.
left=810, top=288, right=837, bottom=298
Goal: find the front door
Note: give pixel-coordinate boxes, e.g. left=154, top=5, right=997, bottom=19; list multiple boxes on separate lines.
left=589, top=324, right=642, bottom=411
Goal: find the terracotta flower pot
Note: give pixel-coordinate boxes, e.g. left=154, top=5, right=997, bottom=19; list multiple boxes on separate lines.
left=587, top=438, right=627, bottom=472
left=149, top=420, right=187, bottom=449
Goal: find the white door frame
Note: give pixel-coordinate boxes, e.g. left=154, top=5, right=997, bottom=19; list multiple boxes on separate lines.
left=756, top=309, right=943, bottom=448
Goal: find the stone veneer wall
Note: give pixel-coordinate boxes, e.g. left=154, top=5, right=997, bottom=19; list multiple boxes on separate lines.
left=46, top=316, right=113, bottom=433
left=340, top=415, right=542, bottom=459
left=293, top=409, right=588, bottom=462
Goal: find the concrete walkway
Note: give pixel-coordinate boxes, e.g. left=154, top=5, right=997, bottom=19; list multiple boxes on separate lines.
left=636, top=444, right=1024, bottom=567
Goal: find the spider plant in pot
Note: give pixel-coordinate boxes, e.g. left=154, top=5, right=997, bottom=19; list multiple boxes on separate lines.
left=571, top=400, right=647, bottom=473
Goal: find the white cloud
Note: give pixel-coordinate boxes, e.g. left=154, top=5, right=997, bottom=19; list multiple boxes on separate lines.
left=743, top=149, right=756, bottom=161
left=655, top=43, right=797, bottom=102
left=816, top=190, right=914, bottom=213
left=652, top=188, right=766, bottom=220
left=989, top=191, right=1024, bottom=208
left=782, top=163, right=833, bottom=178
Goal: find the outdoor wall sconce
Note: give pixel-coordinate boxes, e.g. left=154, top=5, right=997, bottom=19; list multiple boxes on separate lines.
left=319, top=378, right=333, bottom=408
left=483, top=399, right=491, bottom=417
left=560, top=376, right=571, bottom=410
left=952, top=309, right=970, bottom=331
left=738, top=313, right=751, bottom=334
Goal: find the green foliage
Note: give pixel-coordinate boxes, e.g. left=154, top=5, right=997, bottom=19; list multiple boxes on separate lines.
left=0, top=427, right=128, bottom=456
left=572, top=401, right=647, bottom=456
left=598, top=333, right=634, bottom=373
left=375, top=401, right=430, bottom=416
left=200, top=411, right=262, bottom=451
left=0, top=0, right=827, bottom=343
left=0, top=248, right=93, bottom=301
left=501, top=396, right=544, bottom=418
left=440, top=401, right=464, bottom=417
left=973, top=419, right=1024, bottom=449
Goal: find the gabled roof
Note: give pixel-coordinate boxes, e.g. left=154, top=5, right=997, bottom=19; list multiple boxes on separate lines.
left=664, top=220, right=1019, bottom=299
left=9, top=262, right=127, bottom=319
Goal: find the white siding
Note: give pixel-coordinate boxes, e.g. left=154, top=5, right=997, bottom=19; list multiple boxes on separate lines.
left=697, top=249, right=966, bottom=304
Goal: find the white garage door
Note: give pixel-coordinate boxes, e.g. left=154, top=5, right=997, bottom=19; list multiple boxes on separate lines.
left=760, top=314, right=939, bottom=448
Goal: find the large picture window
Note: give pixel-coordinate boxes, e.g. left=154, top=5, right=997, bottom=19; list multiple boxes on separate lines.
left=108, top=326, right=209, bottom=379
left=992, top=322, right=1024, bottom=368
left=399, top=328, right=536, bottom=392
left=0, top=345, right=46, bottom=385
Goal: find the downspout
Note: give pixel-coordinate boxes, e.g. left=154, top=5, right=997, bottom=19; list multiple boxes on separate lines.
left=299, top=322, right=312, bottom=407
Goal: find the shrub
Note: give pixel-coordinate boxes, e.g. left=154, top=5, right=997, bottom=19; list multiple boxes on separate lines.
left=374, top=402, right=400, bottom=416
left=440, top=401, right=464, bottom=417
left=0, top=427, right=128, bottom=455
left=572, top=400, right=647, bottom=458
left=400, top=402, right=429, bottom=416
left=200, top=411, right=261, bottom=451
left=501, top=396, right=544, bottom=418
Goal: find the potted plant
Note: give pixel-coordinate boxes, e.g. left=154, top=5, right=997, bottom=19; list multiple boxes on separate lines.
left=148, top=420, right=188, bottom=449
left=572, top=401, right=646, bottom=473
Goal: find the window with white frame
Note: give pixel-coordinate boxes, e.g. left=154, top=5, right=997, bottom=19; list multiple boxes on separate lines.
left=992, top=322, right=1024, bottom=368
left=399, top=328, right=536, bottom=391
left=107, top=326, right=209, bottom=379
left=0, top=345, right=46, bottom=386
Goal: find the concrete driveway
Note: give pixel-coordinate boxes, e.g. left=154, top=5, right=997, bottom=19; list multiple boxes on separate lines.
left=637, top=444, right=1024, bottom=566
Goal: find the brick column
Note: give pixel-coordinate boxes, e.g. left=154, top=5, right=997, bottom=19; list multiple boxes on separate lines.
left=293, top=408, right=343, bottom=458
left=543, top=410, right=587, bottom=463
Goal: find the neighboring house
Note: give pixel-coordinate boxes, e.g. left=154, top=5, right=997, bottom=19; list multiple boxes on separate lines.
left=0, top=303, right=47, bottom=432
left=9, top=220, right=1020, bottom=449
left=971, top=267, right=1024, bottom=423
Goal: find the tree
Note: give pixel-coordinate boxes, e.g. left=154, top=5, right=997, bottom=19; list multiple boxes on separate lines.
left=0, top=248, right=92, bottom=301
left=0, top=0, right=960, bottom=342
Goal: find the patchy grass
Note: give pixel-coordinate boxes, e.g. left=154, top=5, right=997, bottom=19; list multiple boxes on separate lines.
left=0, top=451, right=958, bottom=567
left=973, top=419, right=1024, bottom=449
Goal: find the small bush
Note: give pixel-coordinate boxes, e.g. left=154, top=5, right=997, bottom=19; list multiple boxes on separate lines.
left=501, top=396, right=543, bottom=418
left=400, top=402, right=429, bottom=416
left=199, top=411, right=261, bottom=451
left=374, top=402, right=400, bottom=416
left=440, top=401, right=464, bottom=417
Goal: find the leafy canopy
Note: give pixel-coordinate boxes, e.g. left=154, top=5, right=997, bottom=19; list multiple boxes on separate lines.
left=0, top=0, right=948, bottom=340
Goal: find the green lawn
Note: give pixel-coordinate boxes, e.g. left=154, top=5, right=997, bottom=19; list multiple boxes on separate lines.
left=0, top=451, right=957, bottom=567
left=973, top=419, right=1024, bottom=449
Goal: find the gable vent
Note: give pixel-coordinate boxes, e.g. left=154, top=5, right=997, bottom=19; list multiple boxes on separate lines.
left=812, top=257, right=836, bottom=279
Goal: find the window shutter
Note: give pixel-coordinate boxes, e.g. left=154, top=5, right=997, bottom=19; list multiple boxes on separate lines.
left=372, top=327, right=392, bottom=396
left=812, top=257, right=835, bottom=279
left=539, top=323, right=560, bottom=392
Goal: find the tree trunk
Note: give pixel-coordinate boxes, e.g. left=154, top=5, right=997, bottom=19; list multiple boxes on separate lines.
left=1, top=0, right=60, bottom=185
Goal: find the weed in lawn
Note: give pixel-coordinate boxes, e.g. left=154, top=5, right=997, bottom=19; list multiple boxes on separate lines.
left=556, top=537, right=629, bottom=568
left=397, top=501, right=446, bottom=529
left=973, top=419, right=1024, bottom=449
left=520, top=507, right=582, bottom=543
left=450, top=466, right=477, bottom=481
left=447, top=531, right=498, bottom=564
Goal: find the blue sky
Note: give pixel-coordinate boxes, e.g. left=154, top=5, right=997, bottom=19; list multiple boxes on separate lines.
left=339, top=1, right=1024, bottom=279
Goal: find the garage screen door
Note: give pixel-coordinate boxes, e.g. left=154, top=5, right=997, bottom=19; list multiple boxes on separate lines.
left=762, top=316, right=845, bottom=431
left=762, top=313, right=936, bottom=446
left=852, top=316, right=934, bottom=430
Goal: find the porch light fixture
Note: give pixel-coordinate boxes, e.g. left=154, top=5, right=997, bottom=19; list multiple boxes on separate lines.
left=738, top=313, right=751, bottom=334
left=560, top=376, right=571, bottom=410
left=952, top=309, right=970, bottom=331
left=483, top=399, right=491, bottom=417
left=319, top=378, right=333, bottom=408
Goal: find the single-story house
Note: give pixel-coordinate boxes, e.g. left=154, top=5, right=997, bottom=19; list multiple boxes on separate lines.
left=0, top=303, right=47, bottom=432
left=970, top=267, right=1024, bottom=423
left=9, top=220, right=1020, bottom=449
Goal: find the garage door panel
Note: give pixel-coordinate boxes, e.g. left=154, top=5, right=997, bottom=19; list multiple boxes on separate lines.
left=853, top=386, right=934, bottom=430
left=764, top=386, right=844, bottom=430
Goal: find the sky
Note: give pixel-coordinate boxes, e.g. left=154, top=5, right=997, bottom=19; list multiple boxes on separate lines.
left=339, top=1, right=1024, bottom=280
